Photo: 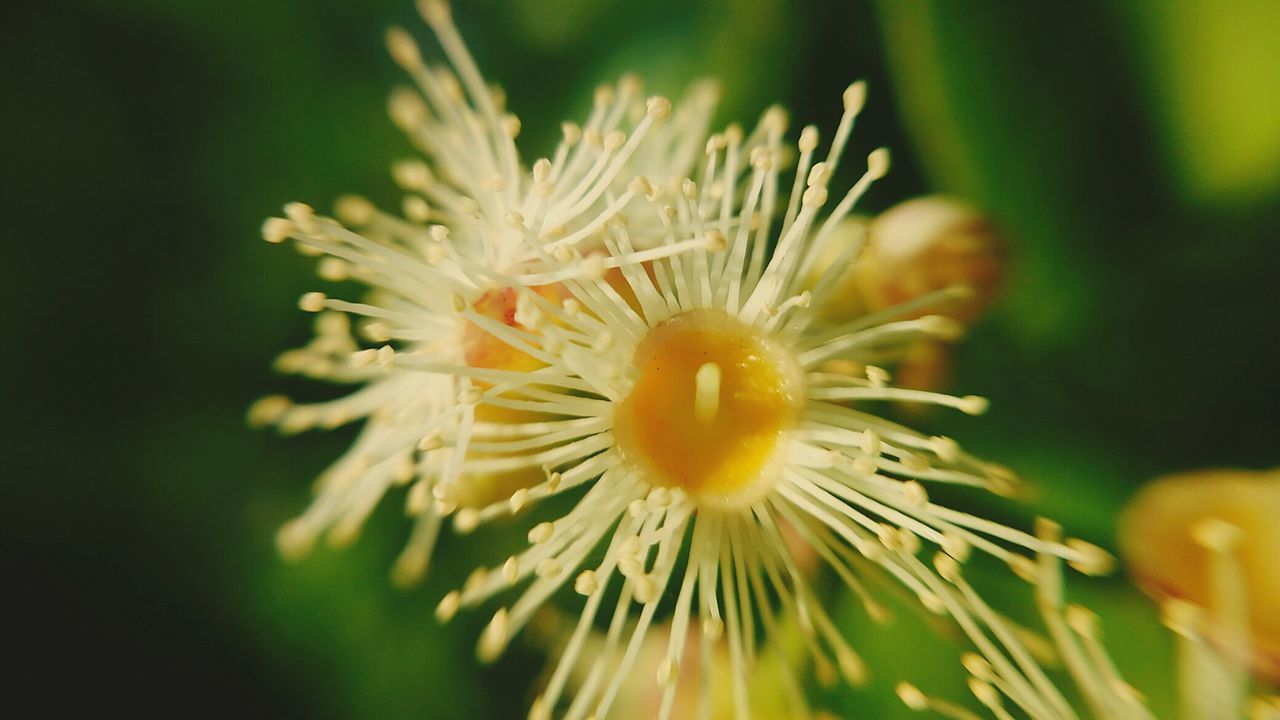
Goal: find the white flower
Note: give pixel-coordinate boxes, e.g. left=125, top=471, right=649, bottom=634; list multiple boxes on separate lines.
left=254, top=4, right=1116, bottom=716
left=424, top=74, right=1112, bottom=718
left=896, top=514, right=1280, bottom=720
left=251, top=0, right=722, bottom=586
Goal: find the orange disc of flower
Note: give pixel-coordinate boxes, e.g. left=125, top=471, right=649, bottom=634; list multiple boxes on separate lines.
left=458, top=284, right=573, bottom=507
left=464, top=286, right=564, bottom=376
left=614, top=309, right=803, bottom=508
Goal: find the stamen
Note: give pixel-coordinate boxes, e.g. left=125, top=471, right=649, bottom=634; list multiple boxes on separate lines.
left=693, top=362, right=722, bottom=422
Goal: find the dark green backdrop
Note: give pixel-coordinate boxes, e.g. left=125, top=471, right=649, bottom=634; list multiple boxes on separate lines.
left=6, top=0, right=1278, bottom=717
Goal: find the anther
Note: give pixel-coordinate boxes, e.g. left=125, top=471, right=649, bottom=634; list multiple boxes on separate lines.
left=920, top=314, right=964, bottom=340
left=633, top=574, right=659, bottom=604
left=406, top=481, right=431, bottom=515
left=836, top=646, right=867, bottom=685
left=532, top=158, right=551, bottom=183
left=528, top=521, right=554, bottom=544
left=582, top=255, right=606, bottom=280
left=930, top=436, right=960, bottom=463
left=761, top=104, right=788, bottom=134
left=962, top=652, right=994, bottom=681
left=896, top=682, right=928, bottom=711
left=454, top=507, right=479, bottom=534
left=284, top=202, right=317, bottom=233
left=865, top=148, right=893, bottom=181
left=802, top=186, right=829, bottom=208
left=416, top=0, right=451, bottom=27
left=317, top=257, right=350, bottom=281
left=807, top=162, right=829, bottom=187
left=1066, top=538, right=1116, bottom=576
left=750, top=146, right=773, bottom=171
left=501, top=115, right=521, bottom=139
left=536, top=558, right=561, bottom=578
left=299, top=292, right=327, bottom=313
left=574, top=570, right=598, bottom=596
left=1066, top=605, right=1100, bottom=638
left=593, top=84, right=614, bottom=108
left=798, top=126, right=820, bottom=153
left=388, top=88, right=427, bottom=130
left=941, top=532, right=971, bottom=562
left=435, top=590, right=461, bottom=623
left=334, top=195, right=376, bottom=225
left=463, top=567, right=489, bottom=595
left=458, top=197, right=481, bottom=219
left=628, top=176, right=653, bottom=198
left=969, top=678, right=1001, bottom=708
left=261, top=217, right=292, bottom=244
left=958, top=395, right=990, bottom=415
left=561, top=122, right=581, bottom=146
left=901, top=480, right=929, bottom=508
left=919, top=591, right=946, bottom=615
left=646, top=96, right=672, bottom=119
left=861, top=430, right=881, bottom=456
left=843, top=80, right=868, bottom=114
left=477, top=609, right=510, bottom=663
left=508, top=488, right=529, bottom=513
left=247, top=395, right=292, bottom=427
left=385, top=27, right=422, bottom=69
left=901, top=452, right=930, bottom=473
left=1007, top=554, right=1038, bottom=582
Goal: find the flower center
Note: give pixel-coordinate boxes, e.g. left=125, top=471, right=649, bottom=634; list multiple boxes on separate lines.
left=614, top=309, right=803, bottom=508
left=464, top=286, right=556, bottom=375
left=458, top=285, right=569, bottom=507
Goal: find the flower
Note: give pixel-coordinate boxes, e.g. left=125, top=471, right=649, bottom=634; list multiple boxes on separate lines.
left=554, top=617, right=814, bottom=720
left=537, top=511, right=829, bottom=719
left=895, top=478, right=1280, bottom=720
left=255, top=3, right=1113, bottom=716
left=1120, top=468, right=1280, bottom=683
left=808, top=195, right=1007, bottom=328
left=895, top=519, right=1155, bottom=720
left=251, top=0, right=721, bottom=586
left=804, top=195, right=1008, bottom=402
left=426, top=74, right=1112, bottom=719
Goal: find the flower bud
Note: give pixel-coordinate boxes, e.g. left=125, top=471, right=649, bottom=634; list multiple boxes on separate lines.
left=1119, top=467, right=1280, bottom=681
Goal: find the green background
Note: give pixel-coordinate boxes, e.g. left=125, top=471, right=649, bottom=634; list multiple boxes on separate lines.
left=6, top=0, right=1278, bottom=717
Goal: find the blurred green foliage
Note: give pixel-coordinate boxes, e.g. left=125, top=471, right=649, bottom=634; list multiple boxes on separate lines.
left=5, top=0, right=1277, bottom=717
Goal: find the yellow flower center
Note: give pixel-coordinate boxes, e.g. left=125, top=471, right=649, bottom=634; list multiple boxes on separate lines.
left=614, top=309, right=803, bottom=508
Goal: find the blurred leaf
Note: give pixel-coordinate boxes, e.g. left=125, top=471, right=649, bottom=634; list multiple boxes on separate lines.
left=1119, top=0, right=1280, bottom=209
